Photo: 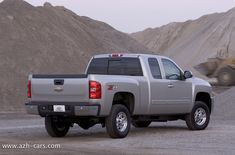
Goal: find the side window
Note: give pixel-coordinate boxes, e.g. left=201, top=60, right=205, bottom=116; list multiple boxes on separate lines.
left=148, top=58, right=162, bottom=79
left=162, top=59, right=182, bottom=80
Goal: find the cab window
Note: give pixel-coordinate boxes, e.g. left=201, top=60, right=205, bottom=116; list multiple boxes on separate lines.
left=162, top=58, right=182, bottom=80
left=148, top=58, right=162, bottom=79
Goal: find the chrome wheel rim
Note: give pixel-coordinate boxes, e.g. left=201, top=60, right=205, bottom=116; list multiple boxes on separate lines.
left=116, top=112, right=128, bottom=132
left=194, top=108, right=207, bottom=126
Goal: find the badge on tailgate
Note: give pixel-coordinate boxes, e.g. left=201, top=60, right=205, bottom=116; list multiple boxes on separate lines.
left=54, top=86, right=63, bottom=92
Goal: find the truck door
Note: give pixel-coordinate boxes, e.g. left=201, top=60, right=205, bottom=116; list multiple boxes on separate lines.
left=149, top=57, right=192, bottom=114
left=148, top=57, right=169, bottom=114
left=159, top=58, right=192, bottom=114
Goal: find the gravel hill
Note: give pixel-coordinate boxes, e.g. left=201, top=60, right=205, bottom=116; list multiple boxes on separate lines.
left=0, top=0, right=149, bottom=111
left=213, top=86, right=235, bottom=120
left=131, top=8, right=235, bottom=71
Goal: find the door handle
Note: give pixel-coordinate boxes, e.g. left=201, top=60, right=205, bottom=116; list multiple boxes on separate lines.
left=168, top=84, right=174, bottom=88
left=54, top=79, right=64, bottom=85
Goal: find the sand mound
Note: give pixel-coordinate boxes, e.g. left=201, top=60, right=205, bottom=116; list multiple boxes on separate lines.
left=131, top=8, right=235, bottom=73
left=213, top=87, right=235, bottom=120
left=0, top=0, right=149, bottom=112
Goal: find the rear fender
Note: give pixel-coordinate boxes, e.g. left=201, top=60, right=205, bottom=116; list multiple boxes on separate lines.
left=92, top=76, right=140, bottom=116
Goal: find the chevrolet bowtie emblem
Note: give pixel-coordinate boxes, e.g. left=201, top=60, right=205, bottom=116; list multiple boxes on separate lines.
left=54, top=86, right=63, bottom=92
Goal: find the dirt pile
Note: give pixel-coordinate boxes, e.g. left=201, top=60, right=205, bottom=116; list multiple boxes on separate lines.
left=0, top=0, right=149, bottom=111
left=131, top=8, right=235, bottom=72
left=213, top=87, right=235, bottom=120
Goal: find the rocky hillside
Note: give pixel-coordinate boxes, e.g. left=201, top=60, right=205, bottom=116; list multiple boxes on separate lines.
left=131, top=8, right=235, bottom=70
left=0, top=0, right=149, bottom=111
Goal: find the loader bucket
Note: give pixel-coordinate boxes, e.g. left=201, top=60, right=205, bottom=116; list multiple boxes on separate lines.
left=194, top=61, right=218, bottom=76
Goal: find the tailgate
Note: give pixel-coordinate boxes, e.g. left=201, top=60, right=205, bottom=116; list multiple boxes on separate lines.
left=30, top=74, right=89, bottom=102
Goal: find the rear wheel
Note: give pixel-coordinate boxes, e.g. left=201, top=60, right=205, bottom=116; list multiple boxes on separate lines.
left=218, top=67, right=235, bottom=86
left=105, top=104, right=131, bottom=138
left=45, top=116, right=70, bottom=137
left=132, top=121, right=151, bottom=128
left=185, top=101, right=210, bottom=130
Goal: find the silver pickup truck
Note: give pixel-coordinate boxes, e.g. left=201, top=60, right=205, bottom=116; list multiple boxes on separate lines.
left=25, top=53, right=213, bottom=138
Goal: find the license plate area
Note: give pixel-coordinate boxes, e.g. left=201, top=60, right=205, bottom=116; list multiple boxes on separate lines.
left=53, top=105, right=65, bottom=112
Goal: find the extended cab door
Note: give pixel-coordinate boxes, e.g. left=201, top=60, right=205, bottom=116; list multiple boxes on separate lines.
left=149, top=57, right=192, bottom=114
left=159, top=58, right=192, bottom=113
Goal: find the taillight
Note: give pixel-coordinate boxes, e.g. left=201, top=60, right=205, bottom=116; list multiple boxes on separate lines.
left=27, top=80, right=31, bottom=98
left=89, top=81, right=101, bottom=99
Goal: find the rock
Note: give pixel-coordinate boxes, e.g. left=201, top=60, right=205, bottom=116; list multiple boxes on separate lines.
left=7, top=15, right=14, bottom=20
left=43, top=2, right=53, bottom=8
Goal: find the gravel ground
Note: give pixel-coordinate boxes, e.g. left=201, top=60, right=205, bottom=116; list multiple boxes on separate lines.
left=0, top=87, right=234, bottom=155
left=213, top=87, right=235, bottom=120
left=0, top=114, right=235, bottom=155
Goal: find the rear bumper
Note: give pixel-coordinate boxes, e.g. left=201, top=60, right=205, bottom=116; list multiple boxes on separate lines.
left=25, top=101, right=100, bottom=117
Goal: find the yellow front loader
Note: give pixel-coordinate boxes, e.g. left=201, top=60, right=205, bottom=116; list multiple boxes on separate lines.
left=194, top=57, right=235, bottom=86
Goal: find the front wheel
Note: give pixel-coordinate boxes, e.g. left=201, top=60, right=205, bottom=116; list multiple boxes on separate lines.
left=185, top=101, right=210, bottom=130
left=105, top=104, right=131, bottom=138
left=45, top=116, right=70, bottom=137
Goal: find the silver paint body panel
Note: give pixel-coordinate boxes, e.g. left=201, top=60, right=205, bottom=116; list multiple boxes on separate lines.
left=27, top=54, right=213, bottom=116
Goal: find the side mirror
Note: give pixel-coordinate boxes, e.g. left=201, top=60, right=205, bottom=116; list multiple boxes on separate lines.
left=184, top=70, right=193, bottom=79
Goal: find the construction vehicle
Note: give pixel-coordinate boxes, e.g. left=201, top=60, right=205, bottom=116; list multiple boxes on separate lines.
left=194, top=57, right=235, bottom=86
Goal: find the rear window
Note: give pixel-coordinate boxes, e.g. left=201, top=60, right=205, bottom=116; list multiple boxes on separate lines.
left=86, top=58, right=108, bottom=74
left=87, top=57, right=143, bottom=76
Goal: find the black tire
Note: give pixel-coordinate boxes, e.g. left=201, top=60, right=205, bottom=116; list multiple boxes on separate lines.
left=45, top=116, right=70, bottom=137
left=185, top=101, right=210, bottom=130
left=132, top=121, right=151, bottom=128
left=218, top=67, right=235, bottom=86
left=105, top=104, right=131, bottom=138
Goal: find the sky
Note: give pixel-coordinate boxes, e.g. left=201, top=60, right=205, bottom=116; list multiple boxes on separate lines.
left=21, top=0, right=235, bottom=33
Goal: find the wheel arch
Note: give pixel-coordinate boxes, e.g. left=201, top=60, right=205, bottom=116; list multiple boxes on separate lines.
left=195, top=92, right=212, bottom=113
left=112, top=92, right=135, bottom=114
